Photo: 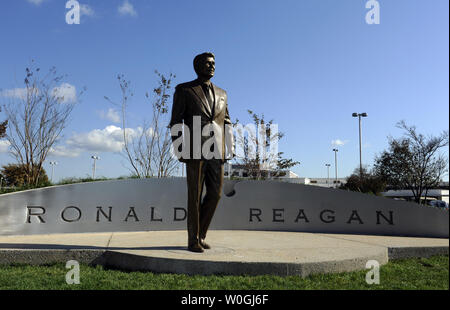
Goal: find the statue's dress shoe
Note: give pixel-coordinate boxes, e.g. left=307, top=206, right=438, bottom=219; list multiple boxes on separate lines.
left=199, top=239, right=211, bottom=249
left=188, top=243, right=204, bottom=253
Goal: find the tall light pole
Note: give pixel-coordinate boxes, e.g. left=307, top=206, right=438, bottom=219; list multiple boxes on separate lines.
left=352, top=112, right=368, bottom=179
left=49, top=161, right=58, bottom=183
left=325, top=163, right=331, bottom=187
left=91, top=155, right=100, bottom=179
left=332, top=148, right=338, bottom=187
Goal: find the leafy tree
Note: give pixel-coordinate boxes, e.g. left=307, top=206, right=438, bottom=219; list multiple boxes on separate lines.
left=0, top=106, right=7, bottom=138
left=340, top=166, right=386, bottom=195
left=373, top=121, right=448, bottom=204
left=276, top=153, right=301, bottom=176
left=1, top=163, right=50, bottom=188
left=233, top=110, right=299, bottom=179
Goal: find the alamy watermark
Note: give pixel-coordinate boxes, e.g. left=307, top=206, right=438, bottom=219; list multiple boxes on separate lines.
left=65, top=1, right=379, bottom=25
left=366, top=0, right=380, bottom=25
left=65, top=260, right=80, bottom=285
left=66, top=0, right=80, bottom=25
left=365, top=260, right=380, bottom=285
left=170, top=119, right=279, bottom=167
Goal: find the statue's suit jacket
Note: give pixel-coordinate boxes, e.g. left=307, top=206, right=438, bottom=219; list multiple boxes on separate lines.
left=169, top=79, right=233, bottom=162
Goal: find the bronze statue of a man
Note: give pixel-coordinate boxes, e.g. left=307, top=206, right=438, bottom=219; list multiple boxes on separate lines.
left=169, top=52, right=233, bottom=253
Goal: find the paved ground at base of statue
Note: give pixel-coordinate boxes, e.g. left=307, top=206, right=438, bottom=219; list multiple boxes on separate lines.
left=0, top=231, right=448, bottom=277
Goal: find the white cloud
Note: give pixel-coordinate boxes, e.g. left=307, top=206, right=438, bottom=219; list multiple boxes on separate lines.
left=0, top=141, right=81, bottom=158
left=67, top=125, right=124, bottom=153
left=99, top=108, right=121, bottom=123
left=50, top=125, right=155, bottom=156
left=52, top=83, right=77, bottom=103
left=118, top=0, right=137, bottom=17
left=1, top=83, right=76, bottom=103
left=66, top=125, right=146, bottom=153
left=331, top=139, right=348, bottom=146
left=48, top=145, right=81, bottom=158
left=0, top=140, right=10, bottom=153
left=0, top=88, right=28, bottom=100
left=27, top=0, right=45, bottom=5
left=80, top=4, right=95, bottom=17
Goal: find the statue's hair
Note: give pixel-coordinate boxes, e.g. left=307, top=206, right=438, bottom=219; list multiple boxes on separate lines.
left=193, top=52, right=215, bottom=75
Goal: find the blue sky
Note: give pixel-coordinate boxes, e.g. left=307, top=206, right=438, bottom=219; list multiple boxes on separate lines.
left=0, top=0, right=448, bottom=182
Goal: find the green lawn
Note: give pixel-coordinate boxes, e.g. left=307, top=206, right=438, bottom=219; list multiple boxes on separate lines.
left=0, top=255, right=448, bottom=290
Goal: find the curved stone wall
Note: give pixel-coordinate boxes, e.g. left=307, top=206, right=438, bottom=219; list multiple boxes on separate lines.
left=0, top=178, right=448, bottom=238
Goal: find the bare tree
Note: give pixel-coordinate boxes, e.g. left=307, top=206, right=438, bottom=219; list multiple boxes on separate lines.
left=105, top=74, right=141, bottom=176
left=2, top=62, right=81, bottom=187
left=105, top=71, right=178, bottom=178
left=374, top=120, right=449, bottom=204
left=148, top=71, right=179, bottom=177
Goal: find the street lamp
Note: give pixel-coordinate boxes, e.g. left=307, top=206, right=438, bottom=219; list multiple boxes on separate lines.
left=325, top=164, right=331, bottom=186
left=91, top=155, right=100, bottom=179
left=352, top=112, right=368, bottom=179
left=49, top=161, right=58, bottom=182
left=332, top=149, right=339, bottom=187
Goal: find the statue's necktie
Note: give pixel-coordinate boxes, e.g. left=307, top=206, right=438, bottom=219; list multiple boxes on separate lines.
left=203, top=84, right=214, bottom=111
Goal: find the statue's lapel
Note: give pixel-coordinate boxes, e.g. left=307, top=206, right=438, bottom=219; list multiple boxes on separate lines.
left=192, top=85, right=212, bottom=117
left=212, top=84, right=220, bottom=116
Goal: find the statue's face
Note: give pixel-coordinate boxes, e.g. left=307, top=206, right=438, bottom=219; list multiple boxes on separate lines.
left=198, top=56, right=215, bottom=79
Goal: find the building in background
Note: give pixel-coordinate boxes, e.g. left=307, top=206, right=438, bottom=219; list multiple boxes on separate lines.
left=224, top=163, right=346, bottom=187
left=278, top=177, right=347, bottom=188
left=223, top=164, right=449, bottom=205
left=381, top=188, right=449, bottom=204
left=224, top=163, right=298, bottom=180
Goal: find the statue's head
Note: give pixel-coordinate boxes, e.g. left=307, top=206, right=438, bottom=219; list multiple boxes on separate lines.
left=193, top=52, right=215, bottom=79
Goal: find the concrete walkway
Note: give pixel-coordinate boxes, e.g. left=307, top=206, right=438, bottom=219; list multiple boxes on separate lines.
left=0, top=231, right=448, bottom=277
